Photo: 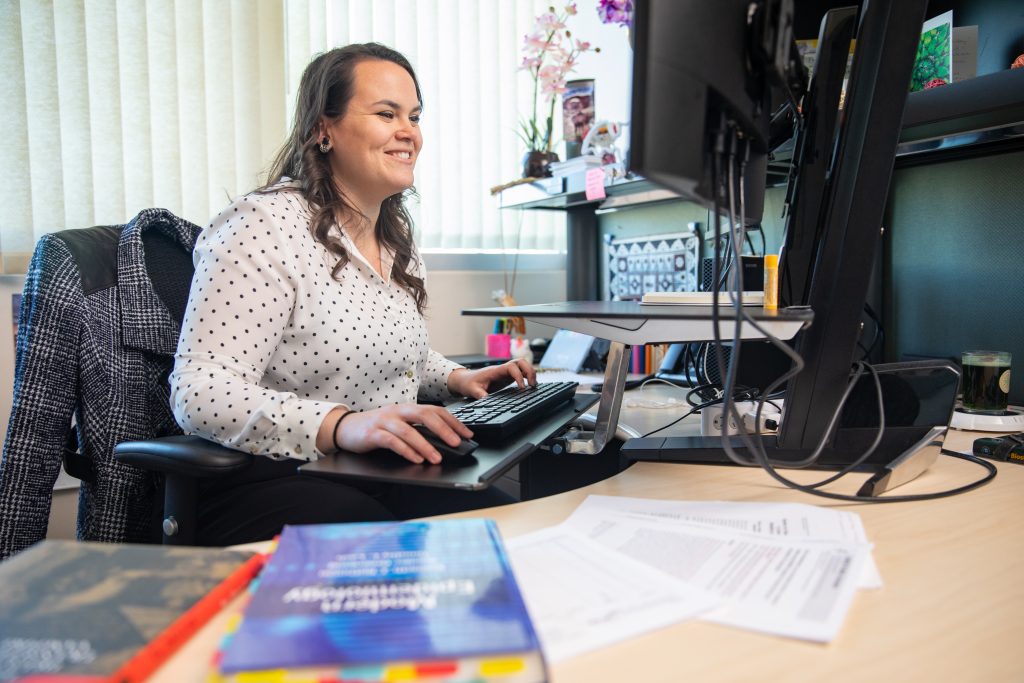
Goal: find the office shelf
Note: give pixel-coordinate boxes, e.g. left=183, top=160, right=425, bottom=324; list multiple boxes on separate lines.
left=497, top=176, right=674, bottom=211
left=498, top=166, right=793, bottom=213
left=896, top=67, right=1024, bottom=162
left=498, top=69, right=1024, bottom=213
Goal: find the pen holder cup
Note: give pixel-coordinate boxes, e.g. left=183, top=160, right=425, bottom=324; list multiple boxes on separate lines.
left=486, top=333, right=511, bottom=359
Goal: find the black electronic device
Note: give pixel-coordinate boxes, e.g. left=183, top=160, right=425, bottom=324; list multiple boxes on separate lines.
left=590, top=374, right=655, bottom=393
left=630, top=0, right=781, bottom=222
left=445, top=354, right=507, bottom=370
left=656, top=340, right=792, bottom=393
left=412, top=425, right=479, bottom=462
left=446, top=382, right=579, bottom=443
left=973, top=433, right=1024, bottom=465
left=626, top=0, right=935, bottom=469
left=629, top=360, right=961, bottom=468
left=700, top=256, right=764, bottom=293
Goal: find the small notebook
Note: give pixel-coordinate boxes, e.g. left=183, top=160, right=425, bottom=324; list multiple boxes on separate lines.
left=641, top=290, right=765, bottom=306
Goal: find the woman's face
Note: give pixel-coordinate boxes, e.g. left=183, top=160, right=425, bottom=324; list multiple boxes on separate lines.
left=324, top=59, right=423, bottom=212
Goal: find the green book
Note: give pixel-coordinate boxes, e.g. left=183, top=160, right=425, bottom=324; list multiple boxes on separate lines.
left=0, top=540, right=250, bottom=681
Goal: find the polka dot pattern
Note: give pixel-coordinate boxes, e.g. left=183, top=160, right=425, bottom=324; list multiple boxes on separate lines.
left=169, top=184, right=462, bottom=461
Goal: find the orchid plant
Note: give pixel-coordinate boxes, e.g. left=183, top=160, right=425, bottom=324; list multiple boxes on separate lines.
left=518, top=4, right=597, bottom=155
left=596, top=0, right=634, bottom=28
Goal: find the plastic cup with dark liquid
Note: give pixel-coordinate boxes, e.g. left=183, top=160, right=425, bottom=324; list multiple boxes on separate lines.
left=961, top=350, right=1011, bottom=413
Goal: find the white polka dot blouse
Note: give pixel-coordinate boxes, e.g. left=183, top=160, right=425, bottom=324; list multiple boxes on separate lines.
left=169, top=183, right=462, bottom=461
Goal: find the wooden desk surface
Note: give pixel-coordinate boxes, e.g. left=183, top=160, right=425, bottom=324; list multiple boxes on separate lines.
left=152, top=418, right=1024, bottom=682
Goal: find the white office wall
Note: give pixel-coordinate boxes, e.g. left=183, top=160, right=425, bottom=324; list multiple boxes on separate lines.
left=422, top=269, right=567, bottom=355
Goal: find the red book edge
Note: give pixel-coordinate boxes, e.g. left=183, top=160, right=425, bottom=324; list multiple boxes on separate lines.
left=105, top=550, right=269, bottom=683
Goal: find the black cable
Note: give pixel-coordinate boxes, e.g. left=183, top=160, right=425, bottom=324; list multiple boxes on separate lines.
left=751, top=450, right=997, bottom=503
left=862, top=302, right=884, bottom=359
left=703, top=124, right=996, bottom=502
left=642, top=406, right=699, bottom=438
left=643, top=386, right=756, bottom=438
left=683, top=343, right=699, bottom=386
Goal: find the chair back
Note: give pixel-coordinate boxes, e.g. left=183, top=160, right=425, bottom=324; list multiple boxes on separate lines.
left=0, top=212, right=201, bottom=558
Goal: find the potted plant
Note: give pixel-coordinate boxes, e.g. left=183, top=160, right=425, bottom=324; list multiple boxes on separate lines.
left=519, top=4, right=596, bottom=178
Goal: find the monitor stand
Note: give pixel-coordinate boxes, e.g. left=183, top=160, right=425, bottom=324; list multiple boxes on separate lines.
left=559, top=340, right=631, bottom=454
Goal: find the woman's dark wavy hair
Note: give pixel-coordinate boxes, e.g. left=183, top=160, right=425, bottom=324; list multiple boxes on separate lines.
left=260, top=43, right=427, bottom=313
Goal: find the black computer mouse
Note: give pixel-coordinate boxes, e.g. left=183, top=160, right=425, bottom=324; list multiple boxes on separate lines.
left=413, top=425, right=479, bottom=462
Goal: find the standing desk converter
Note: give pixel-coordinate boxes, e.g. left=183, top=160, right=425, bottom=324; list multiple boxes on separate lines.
left=463, top=301, right=813, bottom=455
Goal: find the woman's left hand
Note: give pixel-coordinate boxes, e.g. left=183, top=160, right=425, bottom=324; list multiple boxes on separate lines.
left=448, top=359, right=537, bottom=399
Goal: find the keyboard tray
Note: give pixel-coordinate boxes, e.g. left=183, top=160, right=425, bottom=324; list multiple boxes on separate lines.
left=298, top=394, right=600, bottom=491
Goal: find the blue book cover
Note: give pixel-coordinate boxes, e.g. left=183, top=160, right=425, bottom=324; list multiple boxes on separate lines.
left=217, top=519, right=546, bottom=680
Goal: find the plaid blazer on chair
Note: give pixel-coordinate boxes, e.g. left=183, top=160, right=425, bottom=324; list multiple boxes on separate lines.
left=0, top=209, right=201, bottom=559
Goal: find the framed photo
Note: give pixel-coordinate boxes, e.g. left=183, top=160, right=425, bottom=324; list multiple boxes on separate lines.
left=562, top=79, right=595, bottom=157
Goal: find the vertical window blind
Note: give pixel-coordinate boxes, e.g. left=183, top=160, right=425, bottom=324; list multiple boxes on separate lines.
left=0, top=0, right=565, bottom=273
left=0, top=0, right=286, bottom=273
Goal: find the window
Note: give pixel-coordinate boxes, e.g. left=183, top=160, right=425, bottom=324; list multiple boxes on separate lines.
left=0, top=0, right=593, bottom=273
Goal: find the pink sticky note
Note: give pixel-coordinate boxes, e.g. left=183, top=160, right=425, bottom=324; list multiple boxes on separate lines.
left=584, top=167, right=607, bottom=200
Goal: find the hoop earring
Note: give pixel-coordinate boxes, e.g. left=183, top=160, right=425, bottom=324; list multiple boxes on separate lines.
left=319, top=137, right=331, bottom=153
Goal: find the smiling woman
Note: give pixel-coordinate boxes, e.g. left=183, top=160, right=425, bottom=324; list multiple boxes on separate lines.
left=168, top=44, right=533, bottom=546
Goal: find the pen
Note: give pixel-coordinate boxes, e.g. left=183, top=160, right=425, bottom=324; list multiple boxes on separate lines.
left=108, top=550, right=269, bottom=683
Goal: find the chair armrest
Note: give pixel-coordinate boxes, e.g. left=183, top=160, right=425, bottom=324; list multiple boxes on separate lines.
left=115, top=435, right=253, bottom=479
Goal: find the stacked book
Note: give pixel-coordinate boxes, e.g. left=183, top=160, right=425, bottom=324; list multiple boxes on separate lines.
left=0, top=540, right=260, bottom=682
left=546, top=155, right=601, bottom=178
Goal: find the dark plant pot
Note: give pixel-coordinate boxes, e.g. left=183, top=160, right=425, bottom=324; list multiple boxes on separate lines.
left=522, top=150, right=559, bottom=178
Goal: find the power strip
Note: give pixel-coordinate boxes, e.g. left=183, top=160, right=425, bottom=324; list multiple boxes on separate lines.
left=701, top=401, right=757, bottom=436
left=701, top=401, right=784, bottom=436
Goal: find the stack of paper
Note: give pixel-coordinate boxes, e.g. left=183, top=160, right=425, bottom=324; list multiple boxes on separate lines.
left=548, top=155, right=602, bottom=177
left=506, top=496, right=878, bottom=663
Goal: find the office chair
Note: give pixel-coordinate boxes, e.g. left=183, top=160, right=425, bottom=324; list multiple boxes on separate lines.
left=0, top=212, right=255, bottom=559
left=114, top=226, right=254, bottom=546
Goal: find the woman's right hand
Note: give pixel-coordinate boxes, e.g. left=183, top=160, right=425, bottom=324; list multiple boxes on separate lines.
left=331, top=404, right=473, bottom=465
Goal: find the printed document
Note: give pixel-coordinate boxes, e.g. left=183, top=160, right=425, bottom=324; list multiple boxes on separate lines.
left=506, top=526, right=720, bottom=663
left=566, top=495, right=882, bottom=588
left=561, top=498, right=873, bottom=642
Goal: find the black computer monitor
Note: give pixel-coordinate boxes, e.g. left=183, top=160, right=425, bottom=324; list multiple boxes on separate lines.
left=629, top=0, right=775, bottom=226
left=629, top=0, right=942, bottom=468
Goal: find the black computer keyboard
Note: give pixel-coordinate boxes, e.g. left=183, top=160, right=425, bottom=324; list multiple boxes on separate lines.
left=447, top=381, right=579, bottom=443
